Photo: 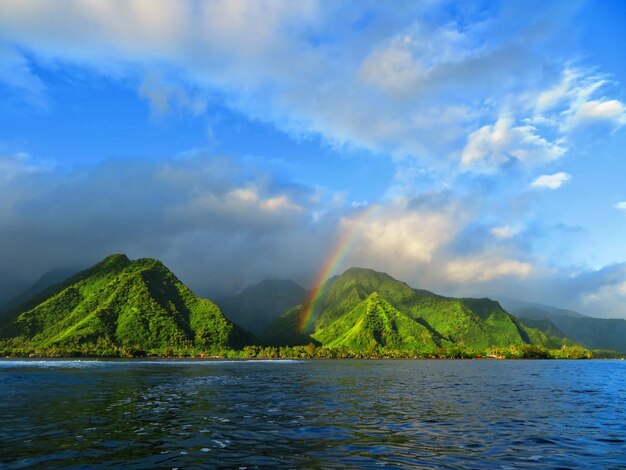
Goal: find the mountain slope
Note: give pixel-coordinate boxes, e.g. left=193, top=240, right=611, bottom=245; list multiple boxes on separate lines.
left=0, top=254, right=254, bottom=351
left=312, top=292, right=440, bottom=351
left=0, top=268, right=79, bottom=318
left=499, top=298, right=585, bottom=318
left=501, top=299, right=626, bottom=353
left=265, top=267, right=567, bottom=350
left=218, top=279, right=307, bottom=336
left=519, top=310, right=626, bottom=352
left=517, top=317, right=575, bottom=347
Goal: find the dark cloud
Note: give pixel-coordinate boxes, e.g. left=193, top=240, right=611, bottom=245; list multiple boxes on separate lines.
left=2, top=152, right=626, bottom=318
left=0, top=153, right=336, bottom=301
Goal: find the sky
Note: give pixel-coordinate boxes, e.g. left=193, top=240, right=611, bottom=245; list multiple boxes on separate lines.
left=1, top=0, right=626, bottom=318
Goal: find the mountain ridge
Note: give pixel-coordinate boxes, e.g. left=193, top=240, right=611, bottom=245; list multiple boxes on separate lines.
left=263, top=267, right=568, bottom=351
left=0, top=254, right=255, bottom=353
left=0, top=257, right=603, bottom=358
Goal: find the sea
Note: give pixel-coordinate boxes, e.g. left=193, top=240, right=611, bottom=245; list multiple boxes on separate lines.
left=0, top=359, right=624, bottom=469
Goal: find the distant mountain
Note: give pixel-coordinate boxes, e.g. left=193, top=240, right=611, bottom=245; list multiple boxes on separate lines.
left=218, top=279, right=307, bottom=336
left=0, top=254, right=254, bottom=352
left=502, top=299, right=626, bottom=353
left=264, top=267, right=565, bottom=351
left=0, top=268, right=79, bottom=319
left=499, top=297, right=585, bottom=318
left=513, top=317, right=576, bottom=348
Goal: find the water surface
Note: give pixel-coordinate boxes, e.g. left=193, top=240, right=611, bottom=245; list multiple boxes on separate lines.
left=1, top=359, right=624, bottom=468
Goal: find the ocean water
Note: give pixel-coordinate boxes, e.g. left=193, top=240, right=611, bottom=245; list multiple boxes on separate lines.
left=0, top=359, right=624, bottom=469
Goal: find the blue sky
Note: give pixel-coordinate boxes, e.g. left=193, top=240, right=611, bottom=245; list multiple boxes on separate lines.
left=1, top=0, right=626, bottom=317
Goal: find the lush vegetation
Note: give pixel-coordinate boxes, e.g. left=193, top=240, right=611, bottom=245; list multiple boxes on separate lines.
left=0, top=254, right=254, bottom=352
left=0, top=339, right=603, bottom=360
left=0, top=256, right=616, bottom=359
left=514, top=307, right=626, bottom=353
left=263, top=267, right=571, bottom=352
left=311, top=292, right=439, bottom=350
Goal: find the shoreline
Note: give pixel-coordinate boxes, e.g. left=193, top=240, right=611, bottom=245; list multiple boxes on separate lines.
left=2, top=355, right=623, bottom=361
left=2, top=342, right=621, bottom=360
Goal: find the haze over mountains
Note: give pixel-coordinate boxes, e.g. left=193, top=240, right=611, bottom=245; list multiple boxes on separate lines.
left=0, top=254, right=623, bottom=355
left=500, top=299, right=626, bottom=354
left=0, top=268, right=79, bottom=315
left=217, top=280, right=307, bottom=336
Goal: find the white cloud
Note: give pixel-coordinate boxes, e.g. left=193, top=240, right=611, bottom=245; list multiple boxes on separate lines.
left=614, top=201, right=626, bottom=212
left=2, top=0, right=620, bottom=172
left=0, top=45, right=47, bottom=108
left=534, top=68, right=626, bottom=132
left=571, top=100, right=625, bottom=126
left=445, top=257, right=532, bottom=283
left=0, top=151, right=331, bottom=299
left=461, top=115, right=566, bottom=171
left=345, top=200, right=460, bottom=265
left=169, top=186, right=303, bottom=234
left=3, top=148, right=626, bottom=317
left=530, top=172, right=571, bottom=190
left=580, top=280, right=626, bottom=318
left=359, top=36, right=425, bottom=95
left=0, top=153, right=49, bottom=185
left=461, top=67, right=626, bottom=172
left=535, top=68, right=579, bottom=113
left=139, top=72, right=207, bottom=116
left=490, top=225, right=519, bottom=240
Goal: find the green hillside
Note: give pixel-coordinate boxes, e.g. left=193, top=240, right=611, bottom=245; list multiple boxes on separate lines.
left=499, top=298, right=626, bottom=353
left=261, top=304, right=316, bottom=347
left=518, top=309, right=626, bottom=353
left=0, top=254, right=254, bottom=353
left=265, top=267, right=567, bottom=351
left=0, top=267, right=78, bottom=317
left=0, top=259, right=588, bottom=358
left=312, top=292, right=440, bottom=351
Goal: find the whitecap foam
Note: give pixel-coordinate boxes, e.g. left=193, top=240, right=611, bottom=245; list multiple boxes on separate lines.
left=0, top=358, right=302, bottom=368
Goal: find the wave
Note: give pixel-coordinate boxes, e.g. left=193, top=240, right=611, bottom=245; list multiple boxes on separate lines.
left=0, top=358, right=302, bottom=368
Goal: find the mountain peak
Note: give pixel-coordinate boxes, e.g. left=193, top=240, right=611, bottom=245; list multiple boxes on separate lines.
left=101, top=253, right=129, bottom=264
left=1, top=253, right=254, bottom=351
left=134, top=257, right=169, bottom=271
left=341, top=267, right=394, bottom=280
left=90, top=253, right=131, bottom=273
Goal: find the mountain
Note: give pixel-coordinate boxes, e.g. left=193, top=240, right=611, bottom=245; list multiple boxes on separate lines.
left=513, top=317, right=576, bottom=347
left=499, top=297, right=585, bottom=318
left=264, top=267, right=564, bottom=351
left=218, top=279, right=307, bottom=336
left=500, top=298, right=626, bottom=353
left=0, top=268, right=79, bottom=321
left=311, top=292, right=439, bottom=350
left=0, top=254, right=254, bottom=352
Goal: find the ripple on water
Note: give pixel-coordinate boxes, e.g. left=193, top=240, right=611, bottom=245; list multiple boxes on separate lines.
left=0, top=360, right=625, bottom=469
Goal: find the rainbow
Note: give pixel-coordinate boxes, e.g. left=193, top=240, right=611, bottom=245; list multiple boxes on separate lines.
left=298, top=205, right=377, bottom=333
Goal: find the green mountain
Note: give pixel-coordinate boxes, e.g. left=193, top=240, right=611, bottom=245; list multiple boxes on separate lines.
left=500, top=298, right=626, bottom=353
left=0, top=254, right=254, bottom=352
left=218, top=279, right=307, bottom=336
left=265, top=267, right=565, bottom=351
left=0, top=268, right=78, bottom=324
left=312, top=292, right=439, bottom=350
